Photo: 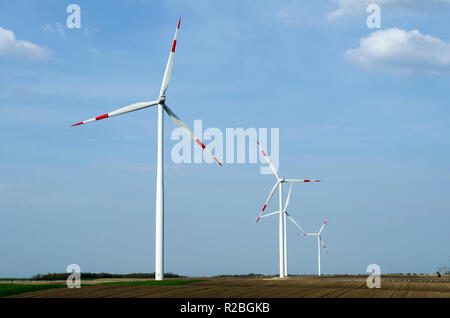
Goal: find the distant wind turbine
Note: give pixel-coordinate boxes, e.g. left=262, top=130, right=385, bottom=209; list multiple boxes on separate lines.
left=255, top=140, right=320, bottom=278
left=71, top=19, right=222, bottom=281
left=302, top=218, right=328, bottom=276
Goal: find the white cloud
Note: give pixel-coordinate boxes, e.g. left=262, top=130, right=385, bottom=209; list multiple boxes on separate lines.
left=0, top=26, right=50, bottom=60
left=41, top=22, right=65, bottom=38
left=55, top=23, right=66, bottom=38
left=345, top=28, right=450, bottom=74
left=328, top=0, right=377, bottom=20
left=41, top=24, right=52, bottom=32
left=327, top=0, right=450, bottom=20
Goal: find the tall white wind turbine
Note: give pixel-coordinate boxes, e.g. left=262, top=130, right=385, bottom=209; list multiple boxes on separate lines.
left=302, top=218, right=328, bottom=276
left=71, top=19, right=222, bottom=281
left=256, top=140, right=320, bottom=278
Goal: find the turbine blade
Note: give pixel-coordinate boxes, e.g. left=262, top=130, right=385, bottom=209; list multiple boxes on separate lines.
left=284, top=184, right=293, bottom=211
left=318, top=217, right=328, bottom=234
left=256, top=139, right=279, bottom=180
left=286, top=213, right=306, bottom=234
left=159, top=18, right=181, bottom=97
left=256, top=181, right=279, bottom=223
left=71, top=101, right=159, bottom=127
left=320, top=236, right=328, bottom=253
left=285, top=179, right=321, bottom=183
left=257, top=210, right=281, bottom=219
left=163, top=104, right=222, bottom=166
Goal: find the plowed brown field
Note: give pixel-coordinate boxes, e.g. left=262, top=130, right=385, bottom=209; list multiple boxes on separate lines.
left=8, top=275, right=450, bottom=298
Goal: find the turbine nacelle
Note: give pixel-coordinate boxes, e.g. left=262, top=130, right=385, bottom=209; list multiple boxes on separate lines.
left=157, top=96, right=166, bottom=104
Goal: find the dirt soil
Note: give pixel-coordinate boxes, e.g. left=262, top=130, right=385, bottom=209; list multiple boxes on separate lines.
left=8, top=275, right=450, bottom=298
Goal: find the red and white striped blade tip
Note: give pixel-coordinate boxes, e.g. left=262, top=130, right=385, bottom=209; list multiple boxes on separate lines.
left=71, top=113, right=109, bottom=127
left=256, top=204, right=267, bottom=223
left=170, top=18, right=181, bottom=53
left=194, top=138, right=222, bottom=166
left=256, top=139, right=267, bottom=156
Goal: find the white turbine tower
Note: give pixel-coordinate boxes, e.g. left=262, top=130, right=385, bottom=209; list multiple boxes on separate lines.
left=302, top=218, right=328, bottom=276
left=255, top=140, right=320, bottom=278
left=71, top=19, right=222, bottom=281
left=257, top=184, right=311, bottom=275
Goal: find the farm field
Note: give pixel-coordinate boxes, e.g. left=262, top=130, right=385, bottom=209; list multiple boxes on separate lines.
left=4, top=275, right=450, bottom=298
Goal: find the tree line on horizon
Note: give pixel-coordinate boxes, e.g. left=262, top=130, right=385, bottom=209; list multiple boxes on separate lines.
left=31, top=272, right=183, bottom=281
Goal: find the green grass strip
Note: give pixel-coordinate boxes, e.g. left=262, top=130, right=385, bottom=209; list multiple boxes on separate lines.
left=0, top=283, right=66, bottom=298
left=100, top=279, right=205, bottom=286
left=0, top=280, right=205, bottom=297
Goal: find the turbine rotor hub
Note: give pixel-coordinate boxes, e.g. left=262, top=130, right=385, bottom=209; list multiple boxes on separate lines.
left=157, top=95, right=166, bottom=104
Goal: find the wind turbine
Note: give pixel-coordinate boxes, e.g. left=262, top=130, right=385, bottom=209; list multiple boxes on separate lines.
left=71, top=19, right=222, bottom=281
left=255, top=140, right=320, bottom=278
left=302, top=218, right=328, bottom=276
left=257, top=183, right=310, bottom=276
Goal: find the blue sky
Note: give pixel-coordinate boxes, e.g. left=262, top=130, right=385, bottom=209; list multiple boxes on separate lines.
left=1, top=0, right=449, bottom=277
